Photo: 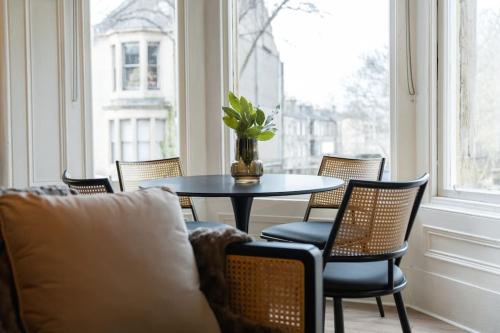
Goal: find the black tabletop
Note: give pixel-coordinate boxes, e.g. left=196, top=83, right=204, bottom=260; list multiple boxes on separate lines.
left=140, top=174, right=343, bottom=197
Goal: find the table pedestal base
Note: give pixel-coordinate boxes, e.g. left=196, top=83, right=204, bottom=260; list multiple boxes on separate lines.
left=230, top=197, right=254, bottom=233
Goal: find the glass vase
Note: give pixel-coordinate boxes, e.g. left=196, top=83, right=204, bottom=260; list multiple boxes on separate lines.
left=231, top=138, right=263, bottom=183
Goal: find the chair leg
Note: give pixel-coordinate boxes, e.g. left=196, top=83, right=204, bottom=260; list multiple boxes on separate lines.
left=394, top=292, right=411, bottom=333
left=376, top=296, right=385, bottom=317
left=333, top=297, right=344, bottom=333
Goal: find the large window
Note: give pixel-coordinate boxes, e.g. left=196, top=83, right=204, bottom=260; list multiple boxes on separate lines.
left=90, top=0, right=179, bottom=178
left=234, top=0, right=391, bottom=177
left=440, top=0, right=500, bottom=202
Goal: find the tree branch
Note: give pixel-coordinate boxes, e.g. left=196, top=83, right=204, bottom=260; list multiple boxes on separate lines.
left=239, top=0, right=291, bottom=75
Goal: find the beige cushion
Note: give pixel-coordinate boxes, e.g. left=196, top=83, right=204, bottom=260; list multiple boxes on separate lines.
left=0, top=188, right=220, bottom=333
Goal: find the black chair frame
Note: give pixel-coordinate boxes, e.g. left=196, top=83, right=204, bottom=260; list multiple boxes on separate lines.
left=62, top=170, right=114, bottom=194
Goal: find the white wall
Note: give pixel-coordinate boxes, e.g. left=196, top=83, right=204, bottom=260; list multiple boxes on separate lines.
left=0, top=0, right=88, bottom=187
left=405, top=1, right=500, bottom=332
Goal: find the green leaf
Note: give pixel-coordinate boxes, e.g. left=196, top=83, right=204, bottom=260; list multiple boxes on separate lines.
left=223, top=116, right=239, bottom=130
left=228, top=92, right=241, bottom=111
left=257, top=131, right=275, bottom=141
left=256, top=109, right=265, bottom=125
left=240, top=97, right=250, bottom=123
left=222, top=107, right=241, bottom=120
left=246, top=127, right=261, bottom=138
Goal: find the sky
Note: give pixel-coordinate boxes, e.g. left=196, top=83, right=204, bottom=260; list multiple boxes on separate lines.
left=263, top=0, right=389, bottom=108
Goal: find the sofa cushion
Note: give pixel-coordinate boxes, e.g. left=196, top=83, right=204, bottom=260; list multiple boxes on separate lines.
left=0, top=186, right=76, bottom=333
left=0, top=188, right=220, bottom=333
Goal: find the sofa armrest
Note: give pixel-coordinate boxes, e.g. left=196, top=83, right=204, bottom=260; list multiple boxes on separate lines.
left=225, top=241, right=323, bottom=333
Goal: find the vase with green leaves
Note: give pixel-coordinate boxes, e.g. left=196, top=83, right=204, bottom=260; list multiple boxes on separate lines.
left=222, top=92, right=278, bottom=183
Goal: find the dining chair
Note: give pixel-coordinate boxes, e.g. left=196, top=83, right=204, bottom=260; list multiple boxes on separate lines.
left=62, top=170, right=114, bottom=195
left=115, top=158, right=226, bottom=231
left=323, top=174, right=429, bottom=333
left=260, top=155, right=386, bottom=316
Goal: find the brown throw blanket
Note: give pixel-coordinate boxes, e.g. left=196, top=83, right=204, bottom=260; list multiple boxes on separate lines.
left=189, top=227, right=285, bottom=333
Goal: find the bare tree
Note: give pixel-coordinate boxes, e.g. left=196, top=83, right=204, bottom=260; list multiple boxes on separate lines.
left=342, top=49, right=390, bottom=157
left=238, top=0, right=319, bottom=75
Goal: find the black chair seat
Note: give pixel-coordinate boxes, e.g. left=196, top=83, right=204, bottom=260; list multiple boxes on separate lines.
left=324, top=261, right=405, bottom=295
left=186, top=221, right=228, bottom=231
left=261, top=221, right=333, bottom=249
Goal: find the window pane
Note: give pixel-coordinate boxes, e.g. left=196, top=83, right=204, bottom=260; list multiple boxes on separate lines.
left=111, top=45, right=116, bottom=91
left=148, top=42, right=159, bottom=65
left=445, top=0, right=500, bottom=193
left=120, top=119, right=134, bottom=161
left=122, top=42, right=140, bottom=90
left=137, top=119, right=150, bottom=161
left=137, top=119, right=150, bottom=141
left=153, top=119, right=166, bottom=159
left=236, top=0, right=390, bottom=177
left=123, top=42, right=139, bottom=65
left=91, top=0, right=179, bottom=177
left=109, top=120, right=117, bottom=163
left=148, top=42, right=160, bottom=89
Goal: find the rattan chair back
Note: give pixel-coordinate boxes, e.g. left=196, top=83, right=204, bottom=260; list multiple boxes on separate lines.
left=62, top=170, right=114, bottom=195
left=323, top=174, right=428, bottom=262
left=304, top=156, right=385, bottom=220
left=115, top=158, right=198, bottom=220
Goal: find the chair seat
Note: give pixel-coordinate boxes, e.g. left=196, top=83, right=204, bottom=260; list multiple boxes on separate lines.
left=323, top=261, right=406, bottom=296
left=260, top=221, right=333, bottom=249
left=185, top=221, right=228, bottom=231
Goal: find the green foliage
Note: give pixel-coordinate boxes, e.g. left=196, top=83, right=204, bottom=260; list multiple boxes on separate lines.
left=222, top=92, right=279, bottom=141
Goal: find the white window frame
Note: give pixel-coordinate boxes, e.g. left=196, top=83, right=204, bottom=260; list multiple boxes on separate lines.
left=83, top=0, right=196, bottom=177
left=437, top=0, right=500, bottom=205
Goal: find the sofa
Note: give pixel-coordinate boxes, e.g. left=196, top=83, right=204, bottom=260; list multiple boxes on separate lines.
left=0, top=187, right=323, bottom=333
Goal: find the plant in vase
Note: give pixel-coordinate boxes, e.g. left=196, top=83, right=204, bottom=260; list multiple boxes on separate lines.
left=222, top=91, right=279, bottom=183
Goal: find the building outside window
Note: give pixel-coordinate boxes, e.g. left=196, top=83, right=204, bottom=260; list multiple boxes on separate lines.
left=440, top=0, right=500, bottom=202
left=90, top=0, right=178, bottom=178
left=235, top=0, right=391, bottom=178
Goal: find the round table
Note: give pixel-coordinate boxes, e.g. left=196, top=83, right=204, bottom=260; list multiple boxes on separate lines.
left=140, top=174, right=344, bottom=233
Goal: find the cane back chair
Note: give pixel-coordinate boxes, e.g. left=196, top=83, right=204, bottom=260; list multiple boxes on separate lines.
left=322, top=174, right=429, bottom=333
left=62, top=170, right=114, bottom=195
left=116, top=158, right=226, bottom=230
left=260, top=155, right=386, bottom=317
left=261, top=155, right=385, bottom=247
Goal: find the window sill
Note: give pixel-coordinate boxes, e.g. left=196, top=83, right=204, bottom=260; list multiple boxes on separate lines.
left=422, top=196, right=500, bottom=220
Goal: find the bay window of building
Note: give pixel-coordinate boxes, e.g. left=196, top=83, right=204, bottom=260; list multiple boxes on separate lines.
left=90, top=0, right=178, bottom=178
left=439, top=0, right=500, bottom=203
left=233, top=0, right=391, bottom=178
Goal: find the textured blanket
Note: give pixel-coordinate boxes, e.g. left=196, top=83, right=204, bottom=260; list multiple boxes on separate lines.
left=189, top=227, right=285, bottom=333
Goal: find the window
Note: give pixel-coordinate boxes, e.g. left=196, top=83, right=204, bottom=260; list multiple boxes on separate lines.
left=122, top=42, right=140, bottom=90
left=234, top=0, right=391, bottom=178
left=148, top=42, right=160, bottom=90
left=111, top=45, right=116, bottom=91
left=90, top=0, right=179, bottom=178
left=109, top=120, right=118, bottom=163
left=440, top=0, right=500, bottom=202
left=120, top=119, right=134, bottom=161
left=137, top=119, right=151, bottom=160
left=154, top=119, right=166, bottom=158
